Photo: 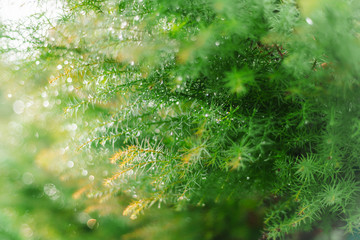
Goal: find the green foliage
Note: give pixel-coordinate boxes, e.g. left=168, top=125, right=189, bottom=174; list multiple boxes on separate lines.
left=2, top=0, right=360, bottom=239
left=294, top=154, right=320, bottom=183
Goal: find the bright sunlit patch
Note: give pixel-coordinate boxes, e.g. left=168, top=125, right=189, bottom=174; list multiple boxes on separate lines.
left=0, top=0, right=62, bottom=61
left=0, top=0, right=36, bottom=22
left=0, top=0, right=60, bottom=23
left=13, top=100, right=25, bottom=114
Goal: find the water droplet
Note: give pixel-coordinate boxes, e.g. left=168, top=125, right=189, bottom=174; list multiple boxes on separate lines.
left=215, top=41, right=220, bottom=46
left=67, top=161, right=74, bottom=168
left=89, top=175, right=95, bottom=181
left=82, top=169, right=88, bottom=176
left=57, top=65, right=62, bottom=70
left=43, top=100, right=50, bottom=108
left=205, top=114, right=209, bottom=117
left=7, top=93, right=12, bottom=98
left=22, top=172, right=34, bottom=185
left=87, top=219, right=97, bottom=229
left=71, top=123, right=77, bottom=131
left=68, top=85, right=74, bottom=91
left=13, top=100, right=25, bottom=114
left=35, top=61, right=40, bottom=65
left=246, top=176, right=250, bottom=180
left=121, top=21, right=127, bottom=28
left=134, top=15, right=140, bottom=21
left=44, top=183, right=57, bottom=197
left=306, top=17, right=313, bottom=25
left=67, top=77, right=72, bottom=83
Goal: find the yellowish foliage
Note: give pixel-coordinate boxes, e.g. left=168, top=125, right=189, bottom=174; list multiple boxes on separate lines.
left=123, top=198, right=159, bottom=220
left=228, top=155, right=245, bottom=170
left=72, top=184, right=92, bottom=200
left=298, top=0, right=324, bottom=16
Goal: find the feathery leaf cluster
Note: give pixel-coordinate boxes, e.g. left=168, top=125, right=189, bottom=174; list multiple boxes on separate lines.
left=2, top=0, right=360, bottom=239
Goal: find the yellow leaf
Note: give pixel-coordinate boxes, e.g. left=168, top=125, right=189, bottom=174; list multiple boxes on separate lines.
left=298, top=0, right=323, bottom=16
